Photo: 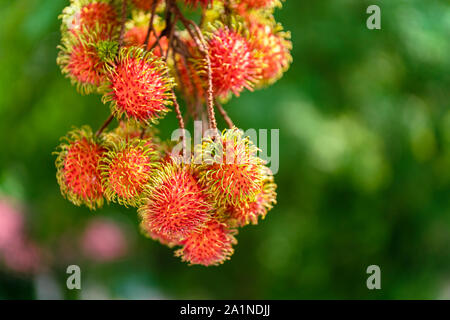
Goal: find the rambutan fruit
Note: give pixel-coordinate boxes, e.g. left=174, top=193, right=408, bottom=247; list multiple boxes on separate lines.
left=202, top=23, right=261, bottom=100
left=60, top=0, right=120, bottom=35
left=100, top=137, right=159, bottom=207
left=175, top=220, right=237, bottom=266
left=236, top=0, right=281, bottom=11
left=131, top=0, right=161, bottom=11
left=194, top=127, right=264, bottom=207
left=102, top=46, right=175, bottom=125
left=225, top=166, right=277, bottom=227
left=138, top=159, right=213, bottom=243
left=55, top=126, right=106, bottom=210
left=58, top=28, right=116, bottom=94
left=249, top=21, right=292, bottom=86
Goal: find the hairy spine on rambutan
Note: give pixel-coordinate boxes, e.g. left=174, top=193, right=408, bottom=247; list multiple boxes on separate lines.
left=101, top=46, right=175, bottom=125
left=138, top=159, right=213, bottom=244
left=248, top=20, right=292, bottom=87
left=57, top=26, right=117, bottom=94
left=235, top=0, right=281, bottom=11
left=194, top=127, right=264, bottom=207
left=175, top=220, right=237, bottom=266
left=131, top=0, right=162, bottom=11
left=100, top=136, right=159, bottom=207
left=200, top=22, right=261, bottom=100
left=224, top=166, right=277, bottom=227
left=54, top=126, right=106, bottom=210
left=60, top=0, right=120, bottom=35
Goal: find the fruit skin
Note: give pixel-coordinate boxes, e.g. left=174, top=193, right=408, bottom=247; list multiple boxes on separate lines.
left=194, top=127, right=265, bottom=207
left=131, top=0, right=161, bottom=11
left=223, top=166, right=277, bottom=227
left=100, top=136, right=159, bottom=207
left=138, top=159, right=213, bottom=244
left=175, top=220, right=237, bottom=266
left=60, top=0, right=120, bottom=35
left=101, top=46, right=175, bottom=125
left=235, top=0, right=282, bottom=11
left=55, top=126, right=106, bottom=210
left=248, top=19, right=292, bottom=87
left=57, top=26, right=117, bottom=94
left=201, top=23, right=261, bottom=100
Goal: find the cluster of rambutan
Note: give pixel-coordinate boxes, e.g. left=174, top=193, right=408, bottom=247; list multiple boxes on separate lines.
left=55, top=0, right=290, bottom=266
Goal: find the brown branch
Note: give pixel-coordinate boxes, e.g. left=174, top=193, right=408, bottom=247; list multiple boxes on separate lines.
left=170, top=4, right=217, bottom=130
left=118, top=0, right=128, bottom=47
left=144, top=0, right=159, bottom=48
left=215, top=100, right=234, bottom=129
left=96, top=114, right=114, bottom=137
left=171, top=89, right=187, bottom=158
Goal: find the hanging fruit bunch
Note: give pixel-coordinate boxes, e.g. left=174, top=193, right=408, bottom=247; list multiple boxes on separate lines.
left=55, top=0, right=292, bottom=266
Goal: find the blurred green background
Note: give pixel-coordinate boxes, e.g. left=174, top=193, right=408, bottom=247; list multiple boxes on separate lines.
left=0, top=0, right=449, bottom=299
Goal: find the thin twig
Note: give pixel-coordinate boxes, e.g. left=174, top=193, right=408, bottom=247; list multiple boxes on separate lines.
left=171, top=89, right=187, bottom=158
left=170, top=4, right=217, bottom=130
left=144, top=0, right=159, bottom=47
left=96, top=114, right=114, bottom=137
left=118, top=0, right=128, bottom=46
left=215, top=99, right=234, bottom=129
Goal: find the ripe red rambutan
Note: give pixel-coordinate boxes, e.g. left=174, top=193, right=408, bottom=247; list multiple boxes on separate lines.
left=139, top=160, right=213, bottom=242
left=175, top=220, right=237, bottom=266
left=203, top=24, right=260, bottom=99
left=55, top=126, right=106, bottom=210
left=194, top=127, right=264, bottom=207
left=249, top=21, right=292, bottom=86
left=225, top=166, right=277, bottom=227
left=102, top=47, right=174, bottom=125
left=131, top=0, right=161, bottom=11
left=236, top=0, right=280, bottom=10
left=57, top=28, right=114, bottom=94
left=101, top=137, right=158, bottom=207
left=60, top=0, right=119, bottom=34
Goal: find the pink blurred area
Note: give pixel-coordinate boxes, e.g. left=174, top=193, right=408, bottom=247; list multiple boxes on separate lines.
left=81, top=218, right=128, bottom=262
left=0, top=197, right=43, bottom=274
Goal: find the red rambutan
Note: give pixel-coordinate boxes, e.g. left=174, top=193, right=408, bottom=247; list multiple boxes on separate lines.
left=102, top=46, right=175, bottom=125
left=101, top=137, right=158, bottom=207
left=55, top=126, right=106, bottom=210
left=194, top=127, right=264, bottom=207
left=203, top=24, right=260, bottom=99
left=236, top=0, right=280, bottom=10
left=175, top=220, right=237, bottom=266
left=131, top=0, right=161, bottom=11
left=60, top=0, right=119, bottom=34
left=226, top=166, right=277, bottom=227
left=249, top=21, right=292, bottom=86
left=139, top=160, right=213, bottom=242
